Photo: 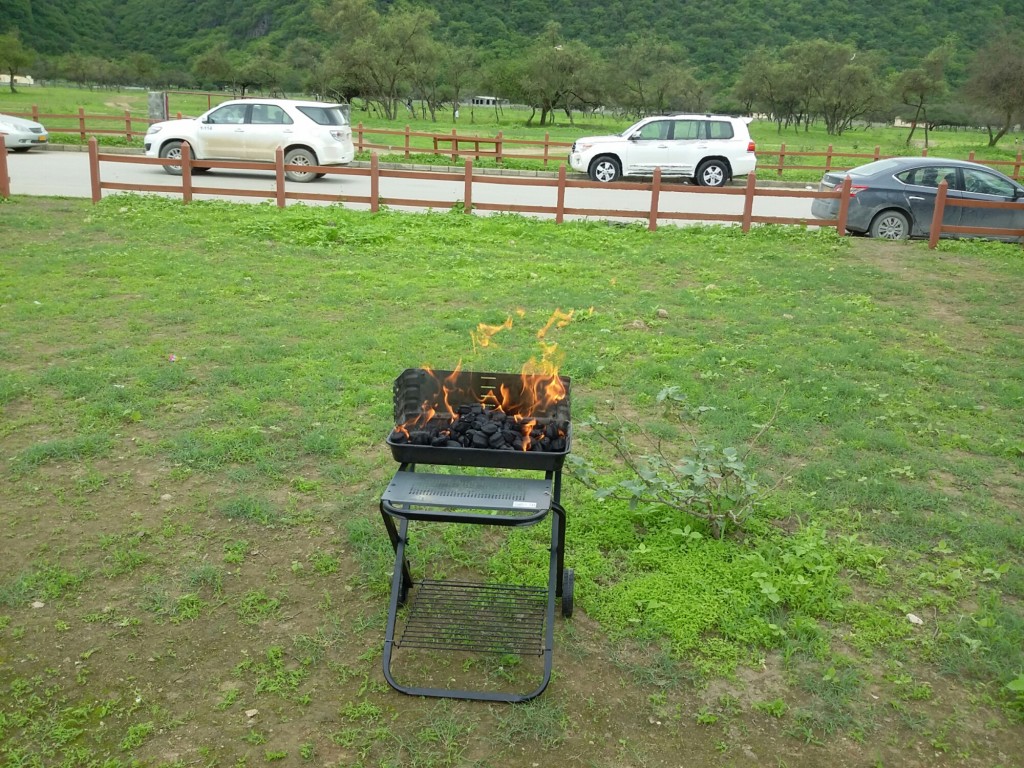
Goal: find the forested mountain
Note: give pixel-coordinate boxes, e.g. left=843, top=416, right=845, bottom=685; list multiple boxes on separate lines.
left=3, top=0, right=1023, bottom=80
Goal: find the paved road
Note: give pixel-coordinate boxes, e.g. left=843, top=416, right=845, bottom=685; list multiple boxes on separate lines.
left=4, top=148, right=818, bottom=226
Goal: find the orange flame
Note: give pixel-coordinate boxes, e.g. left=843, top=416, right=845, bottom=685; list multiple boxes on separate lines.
left=470, top=316, right=513, bottom=351
left=394, top=309, right=578, bottom=450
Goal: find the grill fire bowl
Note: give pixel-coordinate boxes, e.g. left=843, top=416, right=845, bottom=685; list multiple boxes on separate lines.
left=387, top=368, right=571, bottom=471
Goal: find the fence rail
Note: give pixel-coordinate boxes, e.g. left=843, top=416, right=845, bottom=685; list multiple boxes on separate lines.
left=5, top=106, right=1024, bottom=178
left=82, top=138, right=848, bottom=234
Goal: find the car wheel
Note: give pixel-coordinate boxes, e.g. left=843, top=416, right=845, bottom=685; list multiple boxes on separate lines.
left=12, top=147, right=31, bottom=153
left=695, top=159, right=729, bottom=187
left=869, top=210, right=910, bottom=240
left=589, top=156, right=621, bottom=183
left=159, top=141, right=184, bottom=176
left=284, top=148, right=319, bottom=182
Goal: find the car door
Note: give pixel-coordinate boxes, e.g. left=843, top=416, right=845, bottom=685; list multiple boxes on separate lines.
left=898, top=165, right=962, bottom=237
left=668, top=119, right=704, bottom=176
left=621, top=119, right=672, bottom=175
left=244, top=103, right=294, bottom=162
left=958, top=167, right=1024, bottom=241
left=196, top=103, right=250, bottom=159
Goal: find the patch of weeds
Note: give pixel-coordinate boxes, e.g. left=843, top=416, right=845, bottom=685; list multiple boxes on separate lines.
left=0, top=560, right=87, bottom=607
left=119, top=721, right=155, bottom=750
left=10, top=434, right=113, bottom=474
left=345, top=516, right=393, bottom=594
left=170, top=593, right=207, bottom=623
left=695, top=707, right=720, bottom=725
left=223, top=539, right=248, bottom=564
left=493, top=699, right=568, bottom=750
left=185, top=563, right=224, bottom=594
left=398, top=699, right=472, bottom=768
left=264, top=750, right=287, bottom=760
left=218, top=495, right=280, bottom=525
left=309, top=551, right=340, bottom=575
left=754, top=698, right=789, bottom=718
left=236, top=589, right=283, bottom=625
left=235, top=646, right=309, bottom=700
left=100, top=533, right=151, bottom=577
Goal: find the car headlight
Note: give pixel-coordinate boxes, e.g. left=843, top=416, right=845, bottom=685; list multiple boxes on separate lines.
left=146, top=125, right=162, bottom=136
left=577, top=143, right=593, bottom=152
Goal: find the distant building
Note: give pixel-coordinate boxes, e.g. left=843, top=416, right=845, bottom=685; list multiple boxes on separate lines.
left=471, top=96, right=507, bottom=107
left=0, top=74, right=35, bottom=86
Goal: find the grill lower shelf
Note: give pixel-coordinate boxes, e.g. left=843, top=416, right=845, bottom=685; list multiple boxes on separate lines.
left=397, top=579, right=546, bottom=656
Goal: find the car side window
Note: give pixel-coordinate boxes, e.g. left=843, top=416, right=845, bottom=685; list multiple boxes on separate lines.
left=672, top=120, right=701, bottom=140
left=251, top=105, right=291, bottom=125
left=635, top=120, right=671, bottom=140
left=208, top=105, right=248, bottom=125
left=706, top=121, right=734, bottom=140
left=963, top=168, right=1015, bottom=196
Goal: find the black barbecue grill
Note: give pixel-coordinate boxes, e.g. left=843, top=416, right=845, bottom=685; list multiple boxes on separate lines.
left=379, top=368, right=574, bottom=702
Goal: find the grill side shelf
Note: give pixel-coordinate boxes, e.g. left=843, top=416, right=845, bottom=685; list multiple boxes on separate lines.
left=382, top=471, right=553, bottom=514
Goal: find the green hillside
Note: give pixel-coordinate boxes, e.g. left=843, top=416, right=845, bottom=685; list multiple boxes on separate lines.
left=3, top=0, right=1023, bottom=77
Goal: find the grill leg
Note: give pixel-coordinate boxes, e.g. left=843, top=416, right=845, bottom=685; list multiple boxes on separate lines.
left=380, top=503, right=413, bottom=600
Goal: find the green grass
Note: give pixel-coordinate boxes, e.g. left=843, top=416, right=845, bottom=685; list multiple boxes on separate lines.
left=0, top=195, right=1022, bottom=764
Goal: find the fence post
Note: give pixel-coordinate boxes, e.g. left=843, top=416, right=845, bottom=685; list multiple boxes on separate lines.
left=928, top=180, right=947, bottom=249
left=32, top=105, right=40, bottom=122
left=968, top=151, right=976, bottom=163
left=0, top=135, right=9, bottom=199
left=556, top=164, right=566, bottom=224
left=1014, top=150, right=1023, bottom=181
left=741, top=174, right=756, bottom=233
left=777, top=143, right=786, bottom=177
left=370, top=153, right=379, bottom=212
left=922, top=147, right=929, bottom=157
left=463, top=158, right=473, bottom=213
left=825, top=144, right=833, bottom=173
left=543, top=132, right=550, bottom=167
left=88, top=137, right=101, bottom=203
left=496, top=131, right=503, bottom=164
left=648, top=168, right=662, bottom=231
left=78, top=107, right=87, bottom=141
left=450, top=129, right=458, bottom=163
left=873, top=146, right=880, bottom=162
left=181, top=142, right=193, bottom=204
left=357, top=123, right=364, bottom=154
left=275, top=147, right=286, bottom=208
left=836, top=176, right=851, bottom=236
left=125, top=110, right=132, bottom=141
left=404, top=125, right=411, bottom=160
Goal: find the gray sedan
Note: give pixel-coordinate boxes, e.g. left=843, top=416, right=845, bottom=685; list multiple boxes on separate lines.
left=0, top=113, right=49, bottom=152
left=811, top=157, right=1024, bottom=241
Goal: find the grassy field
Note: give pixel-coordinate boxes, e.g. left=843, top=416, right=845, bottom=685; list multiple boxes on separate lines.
left=0, top=193, right=1022, bottom=767
left=2, top=85, right=1023, bottom=181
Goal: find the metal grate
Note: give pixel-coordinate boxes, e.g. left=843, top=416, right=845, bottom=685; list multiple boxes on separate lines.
left=397, top=580, right=546, bottom=655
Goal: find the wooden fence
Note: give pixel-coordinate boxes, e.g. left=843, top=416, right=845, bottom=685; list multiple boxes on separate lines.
left=928, top=180, right=1024, bottom=246
left=82, top=138, right=845, bottom=234
left=5, top=105, right=1024, bottom=178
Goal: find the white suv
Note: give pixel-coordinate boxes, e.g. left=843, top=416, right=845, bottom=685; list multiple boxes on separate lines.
left=144, top=98, right=354, bottom=183
left=569, top=114, right=757, bottom=186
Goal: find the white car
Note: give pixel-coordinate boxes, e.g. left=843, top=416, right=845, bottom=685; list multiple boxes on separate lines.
left=144, top=98, right=354, bottom=183
left=569, top=114, right=757, bottom=186
left=0, top=113, right=49, bottom=152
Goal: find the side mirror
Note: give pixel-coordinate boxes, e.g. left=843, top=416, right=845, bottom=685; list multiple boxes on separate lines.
left=628, top=131, right=642, bottom=141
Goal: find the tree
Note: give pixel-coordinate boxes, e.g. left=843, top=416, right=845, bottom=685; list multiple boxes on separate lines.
left=320, top=0, right=441, bottom=120
left=515, top=22, right=602, bottom=126
left=965, top=36, right=1024, bottom=146
left=608, top=35, right=700, bottom=117
left=0, top=30, right=35, bottom=93
left=892, top=42, right=951, bottom=147
left=783, top=40, right=881, bottom=135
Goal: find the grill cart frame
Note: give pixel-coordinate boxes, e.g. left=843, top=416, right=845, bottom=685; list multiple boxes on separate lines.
left=379, top=368, right=574, bottom=702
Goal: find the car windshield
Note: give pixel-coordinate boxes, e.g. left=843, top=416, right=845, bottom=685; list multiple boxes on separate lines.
left=297, top=105, right=350, bottom=126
